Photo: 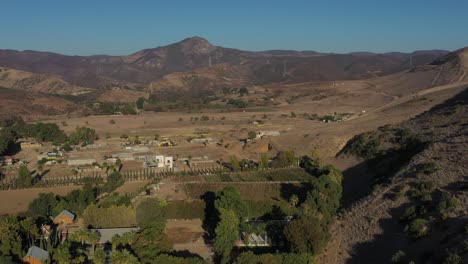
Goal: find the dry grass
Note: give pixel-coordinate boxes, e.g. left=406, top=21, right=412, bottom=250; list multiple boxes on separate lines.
left=0, top=185, right=82, bottom=215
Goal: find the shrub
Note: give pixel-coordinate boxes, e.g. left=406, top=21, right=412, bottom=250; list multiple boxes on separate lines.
left=408, top=218, right=429, bottom=238
left=248, top=131, right=257, bottom=139
left=391, top=250, right=406, bottom=263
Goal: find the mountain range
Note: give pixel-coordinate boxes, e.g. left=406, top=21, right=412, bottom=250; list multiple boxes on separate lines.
left=0, top=37, right=450, bottom=89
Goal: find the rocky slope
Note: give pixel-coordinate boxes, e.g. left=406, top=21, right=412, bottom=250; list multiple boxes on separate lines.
left=320, top=87, right=468, bottom=264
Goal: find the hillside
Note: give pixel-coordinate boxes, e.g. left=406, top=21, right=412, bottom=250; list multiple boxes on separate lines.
left=0, top=67, right=93, bottom=95
left=0, top=37, right=449, bottom=89
left=319, top=88, right=468, bottom=263
left=0, top=87, right=84, bottom=119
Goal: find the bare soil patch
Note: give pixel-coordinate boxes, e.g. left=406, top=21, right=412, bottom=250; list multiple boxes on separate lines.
left=0, top=185, right=81, bottom=215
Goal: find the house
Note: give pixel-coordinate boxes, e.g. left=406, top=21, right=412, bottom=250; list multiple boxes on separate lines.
left=23, top=246, right=49, bottom=264
left=139, top=155, right=173, bottom=169
left=0, top=156, right=15, bottom=166
left=236, top=232, right=271, bottom=247
left=67, top=159, right=96, bottom=166
left=92, top=228, right=140, bottom=244
left=20, top=141, right=42, bottom=149
left=53, top=210, right=76, bottom=225
left=236, top=220, right=289, bottom=247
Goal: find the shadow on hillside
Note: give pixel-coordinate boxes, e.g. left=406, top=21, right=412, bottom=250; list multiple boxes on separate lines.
left=345, top=202, right=468, bottom=264
left=340, top=161, right=374, bottom=209
left=345, top=203, right=410, bottom=264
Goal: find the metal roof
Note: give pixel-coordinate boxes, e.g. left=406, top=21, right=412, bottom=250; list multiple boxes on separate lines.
left=55, top=210, right=75, bottom=220
left=93, top=228, right=140, bottom=244
left=25, top=246, right=49, bottom=261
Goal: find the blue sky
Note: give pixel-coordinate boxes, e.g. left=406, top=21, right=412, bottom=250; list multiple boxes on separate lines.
left=1, top=0, right=467, bottom=55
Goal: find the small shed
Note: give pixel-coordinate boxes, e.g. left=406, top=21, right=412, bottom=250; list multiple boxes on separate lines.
left=53, top=210, right=76, bottom=225
left=23, top=246, right=49, bottom=264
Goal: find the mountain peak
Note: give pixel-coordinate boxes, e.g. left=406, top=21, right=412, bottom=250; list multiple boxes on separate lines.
left=175, top=36, right=215, bottom=54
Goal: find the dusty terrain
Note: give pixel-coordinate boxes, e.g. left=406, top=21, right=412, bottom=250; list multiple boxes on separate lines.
left=0, top=185, right=81, bottom=215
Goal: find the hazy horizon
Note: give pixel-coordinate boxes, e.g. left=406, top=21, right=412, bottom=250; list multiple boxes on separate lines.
left=1, top=0, right=467, bottom=56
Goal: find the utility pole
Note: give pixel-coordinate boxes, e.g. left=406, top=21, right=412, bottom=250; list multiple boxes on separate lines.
left=209, top=56, right=212, bottom=68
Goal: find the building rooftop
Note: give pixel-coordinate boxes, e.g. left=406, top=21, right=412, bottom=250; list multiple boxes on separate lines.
left=93, top=227, right=140, bottom=244
left=24, top=246, right=49, bottom=261
left=55, top=210, right=76, bottom=220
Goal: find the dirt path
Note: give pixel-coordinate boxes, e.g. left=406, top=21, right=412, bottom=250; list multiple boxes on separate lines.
left=347, top=80, right=468, bottom=121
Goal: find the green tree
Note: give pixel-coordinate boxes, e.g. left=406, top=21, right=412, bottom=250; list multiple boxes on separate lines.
left=52, top=243, right=72, bottom=264
left=259, top=153, right=269, bottom=170
left=0, top=129, right=15, bottom=155
left=230, top=156, right=241, bottom=172
left=69, top=126, right=97, bottom=146
left=109, top=249, right=140, bottom=264
left=70, top=229, right=92, bottom=246
left=215, top=187, right=248, bottom=219
left=87, top=230, right=101, bottom=254
left=0, top=217, right=23, bottom=259
left=214, top=209, right=239, bottom=261
left=136, top=97, right=145, bottom=110
left=27, top=192, right=58, bottom=217
left=248, top=131, right=257, bottom=140
left=239, top=87, right=249, bottom=96
left=17, top=165, right=32, bottom=188
left=93, top=248, right=106, bottom=264
left=19, top=217, right=39, bottom=248
left=284, top=215, right=329, bottom=254
left=289, top=194, right=299, bottom=208
left=111, top=232, right=135, bottom=250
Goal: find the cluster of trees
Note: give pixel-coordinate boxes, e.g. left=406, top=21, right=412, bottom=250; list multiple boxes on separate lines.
left=212, top=153, right=343, bottom=263
left=92, top=102, right=137, bottom=115
left=83, top=204, right=136, bottom=228
left=136, top=199, right=205, bottom=224
left=0, top=216, right=45, bottom=263
left=0, top=128, right=15, bottom=155
left=68, top=127, right=98, bottom=146
left=27, top=182, right=100, bottom=218
left=227, top=99, right=248, bottom=108
left=234, top=252, right=313, bottom=264
left=27, top=173, right=124, bottom=218
left=0, top=116, right=99, bottom=157
left=400, top=180, right=460, bottom=239
left=3, top=171, right=206, bottom=263
left=229, top=151, right=298, bottom=172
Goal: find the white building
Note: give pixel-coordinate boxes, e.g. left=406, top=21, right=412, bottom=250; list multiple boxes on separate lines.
left=138, top=155, right=173, bottom=169
left=256, top=131, right=280, bottom=139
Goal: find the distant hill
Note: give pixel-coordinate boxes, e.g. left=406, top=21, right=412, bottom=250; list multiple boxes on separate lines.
left=0, top=37, right=450, bottom=89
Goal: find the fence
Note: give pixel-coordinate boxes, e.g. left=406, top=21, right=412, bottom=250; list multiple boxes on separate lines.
left=0, top=165, right=230, bottom=191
